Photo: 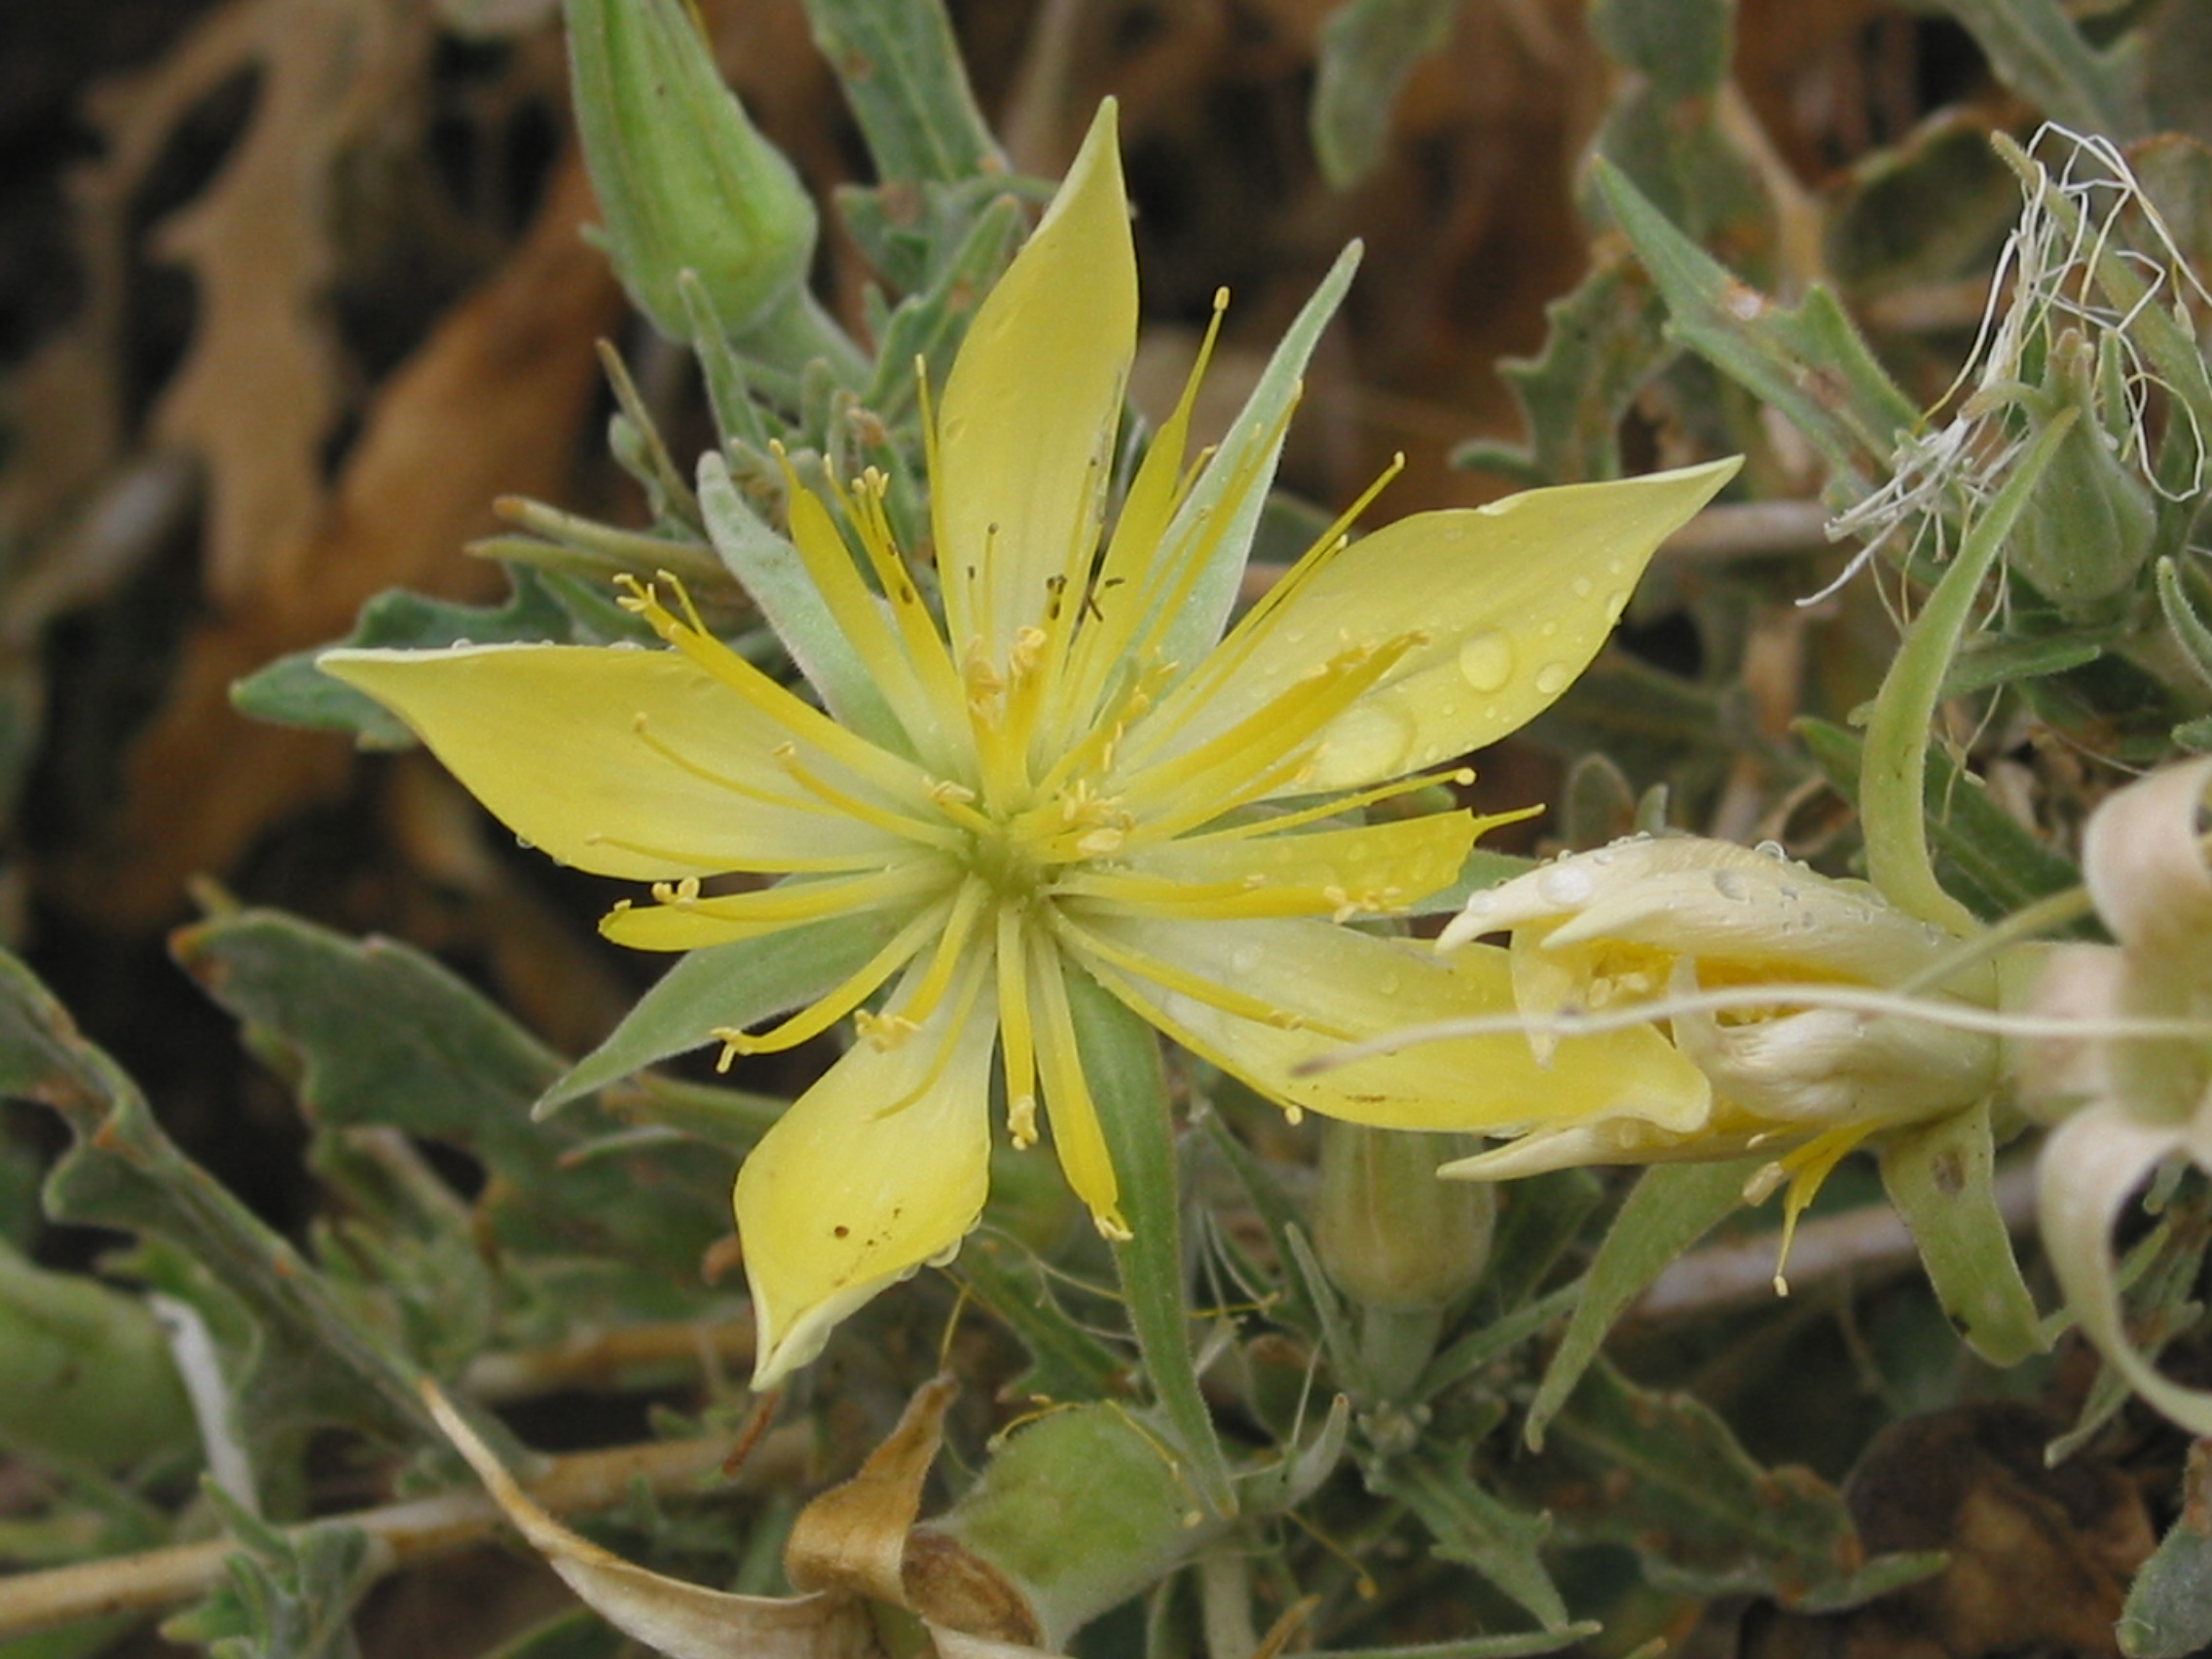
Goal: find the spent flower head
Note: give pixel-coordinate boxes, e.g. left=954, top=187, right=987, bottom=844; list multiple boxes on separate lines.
left=1435, top=834, right=2009, bottom=1241
left=323, top=104, right=1736, bottom=1385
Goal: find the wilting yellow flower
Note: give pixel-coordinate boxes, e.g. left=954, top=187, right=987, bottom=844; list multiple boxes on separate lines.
left=323, top=103, right=1734, bottom=1385
left=1436, top=834, right=2006, bottom=1217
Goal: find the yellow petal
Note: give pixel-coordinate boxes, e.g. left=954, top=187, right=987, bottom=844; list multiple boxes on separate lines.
left=933, top=102, right=1136, bottom=661
left=737, top=960, right=1000, bottom=1387
left=1063, top=910, right=1710, bottom=1132
left=1062, top=812, right=1477, bottom=919
left=320, top=644, right=915, bottom=879
left=1141, top=460, right=1740, bottom=793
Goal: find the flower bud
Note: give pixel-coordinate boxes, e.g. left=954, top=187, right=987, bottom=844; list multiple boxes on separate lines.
left=565, top=0, right=819, bottom=342
left=2006, top=330, right=2157, bottom=619
left=0, top=1241, right=193, bottom=1472
left=1314, top=1121, right=1493, bottom=1312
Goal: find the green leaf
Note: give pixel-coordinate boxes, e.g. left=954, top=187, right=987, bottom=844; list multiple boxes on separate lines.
left=170, top=909, right=731, bottom=1284
left=799, top=0, right=1001, bottom=187
left=1588, top=0, right=1732, bottom=99
left=2120, top=1446, right=2212, bottom=1659
left=1538, top=1360, right=1944, bottom=1610
left=0, top=947, right=431, bottom=1459
left=163, top=1490, right=377, bottom=1659
left=1877, top=1100, right=2046, bottom=1366
left=1309, top=0, right=1457, bottom=189
left=540, top=910, right=904, bottom=1110
left=1367, top=1451, right=1567, bottom=1631
left=1525, top=1157, right=1764, bottom=1451
left=231, top=576, right=574, bottom=748
left=1592, top=159, right=1917, bottom=497
left=1070, top=968, right=1236, bottom=1520
left=1458, top=260, right=1669, bottom=486
left=1925, top=0, right=2149, bottom=140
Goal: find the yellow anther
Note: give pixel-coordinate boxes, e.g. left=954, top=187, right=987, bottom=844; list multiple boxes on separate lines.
left=855, top=1009, right=921, bottom=1050
left=1007, top=1093, right=1039, bottom=1150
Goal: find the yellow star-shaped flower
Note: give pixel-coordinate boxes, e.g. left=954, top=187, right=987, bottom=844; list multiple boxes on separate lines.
left=324, top=103, right=1734, bottom=1385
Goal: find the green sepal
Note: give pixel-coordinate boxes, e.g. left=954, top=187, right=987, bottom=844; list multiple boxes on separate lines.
left=1156, top=242, right=1363, bottom=679
left=1877, top=1098, right=2046, bottom=1366
left=539, top=909, right=905, bottom=1112
left=1796, top=717, right=2084, bottom=926
left=1524, top=1157, right=1764, bottom=1451
left=1859, top=410, right=2078, bottom=934
left=1068, top=968, right=1236, bottom=1520
left=696, top=452, right=908, bottom=752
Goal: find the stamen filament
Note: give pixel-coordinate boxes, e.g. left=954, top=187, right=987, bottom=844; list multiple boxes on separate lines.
left=996, top=905, right=1041, bottom=1149
left=618, top=572, right=941, bottom=811
left=1048, top=907, right=1360, bottom=1042
left=1027, top=948, right=1129, bottom=1237
left=772, top=745, right=968, bottom=852
left=714, top=898, right=951, bottom=1062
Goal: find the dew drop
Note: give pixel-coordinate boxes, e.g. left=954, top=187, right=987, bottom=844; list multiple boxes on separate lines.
left=1533, top=661, right=1570, bottom=696
left=1232, top=943, right=1263, bottom=974
left=1483, top=702, right=1501, bottom=721
left=1571, top=576, right=1593, bottom=598
left=1753, top=839, right=1787, bottom=860
left=1712, top=868, right=1751, bottom=902
left=1316, top=700, right=1416, bottom=779
left=1604, top=588, right=1630, bottom=622
left=1605, top=557, right=1626, bottom=576
left=1378, top=973, right=1402, bottom=996
left=1536, top=863, right=1595, bottom=906
left=1456, top=630, right=1515, bottom=692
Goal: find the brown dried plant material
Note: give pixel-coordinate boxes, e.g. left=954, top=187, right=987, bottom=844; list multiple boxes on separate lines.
left=65, top=147, right=623, bottom=924
left=138, top=0, right=438, bottom=609
left=1745, top=1402, right=2155, bottom=1659
left=429, top=1375, right=1061, bottom=1659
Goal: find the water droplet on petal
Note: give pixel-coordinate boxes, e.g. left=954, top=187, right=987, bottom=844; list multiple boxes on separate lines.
left=1754, top=839, right=1787, bottom=860
left=1713, top=868, right=1750, bottom=901
left=1604, top=588, right=1630, bottom=623
left=1571, top=576, right=1593, bottom=598
left=1317, top=700, right=1416, bottom=779
left=1536, top=863, right=1595, bottom=906
left=1456, top=631, right=1515, bottom=692
left=1533, top=661, right=1570, bottom=696
left=1232, top=943, right=1263, bottom=974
